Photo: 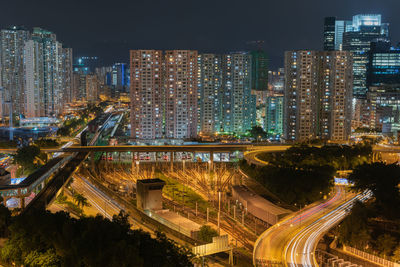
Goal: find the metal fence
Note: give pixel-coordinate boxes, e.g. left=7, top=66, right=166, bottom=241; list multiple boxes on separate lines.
left=344, top=246, right=400, bottom=267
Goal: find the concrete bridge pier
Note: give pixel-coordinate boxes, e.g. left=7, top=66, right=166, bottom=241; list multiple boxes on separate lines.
left=19, top=197, right=25, bottom=209
left=90, top=152, right=96, bottom=174
left=209, top=152, right=214, bottom=171
left=170, top=152, right=174, bottom=171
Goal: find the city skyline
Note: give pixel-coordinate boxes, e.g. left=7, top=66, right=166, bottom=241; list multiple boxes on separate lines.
left=1, top=0, right=399, bottom=68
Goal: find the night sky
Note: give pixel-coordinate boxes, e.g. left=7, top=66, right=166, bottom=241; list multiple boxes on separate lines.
left=1, top=0, right=399, bottom=68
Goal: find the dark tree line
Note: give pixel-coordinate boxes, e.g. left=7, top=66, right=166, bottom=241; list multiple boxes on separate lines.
left=337, top=162, right=400, bottom=258
left=259, top=144, right=372, bottom=170
left=241, top=144, right=372, bottom=206
left=0, top=209, right=194, bottom=267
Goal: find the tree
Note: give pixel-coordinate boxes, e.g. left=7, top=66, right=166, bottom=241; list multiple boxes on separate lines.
left=1, top=210, right=194, bottom=266
left=249, top=126, right=267, bottom=141
left=393, top=245, right=400, bottom=261
left=72, top=193, right=89, bottom=209
left=24, top=249, right=61, bottom=267
left=375, top=234, right=397, bottom=257
left=349, top=162, right=400, bottom=219
left=112, top=210, right=130, bottom=232
left=13, top=145, right=41, bottom=172
left=198, top=225, right=218, bottom=243
left=0, top=204, right=11, bottom=238
left=338, top=201, right=371, bottom=249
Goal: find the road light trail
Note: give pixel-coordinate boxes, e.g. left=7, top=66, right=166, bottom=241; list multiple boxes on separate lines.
left=285, top=190, right=372, bottom=266
left=72, top=174, right=123, bottom=220
left=253, top=186, right=372, bottom=266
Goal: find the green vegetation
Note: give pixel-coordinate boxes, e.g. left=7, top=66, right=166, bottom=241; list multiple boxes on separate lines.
left=241, top=160, right=334, bottom=206
left=158, top=172, right=210, bottom=214
left=0, top=209, right=194, bottom=266
left=354, top=127, right=380, bottom=133
left=241, top=144, right=372, bottom=206
left=34, top=138, right=61, bottom=148
left=55, top=193, right=83, bottom=215
left=248, top=126, right=268, bottom=140
left=351, top=162, right=400, bottom=219
left=198, top=225, right=218, bottom=243
left=57, top=117, right=86, bottom=137
left=58, top=104, right=104, bottom=137
left=258, top=144, right=372, bottom=170
left=0, top=140, right=18, bottom=148
left=13, top=145, right=46, bottom=175
left=337, top=162, right=400, bottom=259
left=72, top=192, right=90, bottom=209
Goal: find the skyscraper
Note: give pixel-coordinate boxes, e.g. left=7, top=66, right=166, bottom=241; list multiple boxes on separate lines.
left=251, top=50, right=268, bottom=91
left=24, top=28, right=70, bottom=117
left=0, top=26, right=30, bottom=116
left=323, top=17, right=336, bottom=51
left=221, top=52, right=256, bottom=135
left=198, top=54, right=223, bottom=135
left=342, top=14, right=389, bottom=98
left=284, top=50, right=353, bottom=141
left=323, top=14, right=389, bottom=98
left=334, top=20, right=353, bottom=50
left=130, top=50, right=163, bottom=140
left=62, top=48, right=73, bottom=105
left=85, top=74, right=99, bottom=103
left=367, top=40, right=400, bottom=86
left=111, top=62, right=129, bottom=97
left=164, top=50, right=198, bottom=139
left=265, top=95, right=283, bottom=138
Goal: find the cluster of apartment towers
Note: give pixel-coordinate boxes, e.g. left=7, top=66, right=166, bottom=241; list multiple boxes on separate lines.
left=1, top=13, right=392, bottom=142
left=129, top=49, right=352, bottom=142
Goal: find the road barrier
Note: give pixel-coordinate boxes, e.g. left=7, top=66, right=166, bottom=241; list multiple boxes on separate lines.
left=343, top=246, right=400, bottom=267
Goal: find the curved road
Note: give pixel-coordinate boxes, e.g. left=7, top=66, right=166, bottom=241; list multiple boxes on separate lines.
left=254, top=187, right=371, bottom=266
left=244, top=146, right=290, bottom=166
left=248, top=147, right=372, bottom=266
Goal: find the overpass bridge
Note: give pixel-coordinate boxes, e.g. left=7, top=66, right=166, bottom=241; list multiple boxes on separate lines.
left=6, top=142, right=400, bottom=209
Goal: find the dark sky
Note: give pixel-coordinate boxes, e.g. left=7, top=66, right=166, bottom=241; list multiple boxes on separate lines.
left=1, top=0, right=399, bottom=68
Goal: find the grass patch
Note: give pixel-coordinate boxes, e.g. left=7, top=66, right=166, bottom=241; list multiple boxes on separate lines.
left=157, top=172, right=210, bottom=214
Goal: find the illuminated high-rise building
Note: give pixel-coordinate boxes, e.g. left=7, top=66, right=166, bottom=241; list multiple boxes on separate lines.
left=323, top=17, right=336, bottom=51
left=62, top=48, right=73, bottom=105
left=323, top=14, right=389, bottom=98
left=265, top=95, right=283, bottom=138
left=164, top=50, right=198, bottom=139
left=198, top=54, right=223, bottom=135
left=367, top=40, right=400, bottom=86
left=221, top=52, right=256, bottom=135
left=85, top=74, right=99, bottom=103
left=284, top=50, right=353, bottom=141
left=0, top=26, right=30, bottom=117
left=24, top=28, right=71, bottom=117
left=130, top=50, right=163, bottom=140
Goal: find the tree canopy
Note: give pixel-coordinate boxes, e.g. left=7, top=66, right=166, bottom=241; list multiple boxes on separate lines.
left=349, top=162, right=400, bottom=220
left=1, top=210, right=194, bottom=267
left=338, top=162, right=400, bottom=258
left=13, top=145, right=43, bottom=173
